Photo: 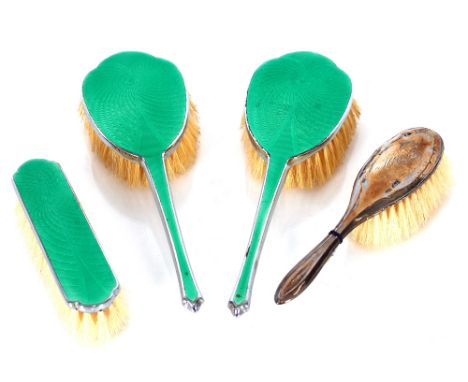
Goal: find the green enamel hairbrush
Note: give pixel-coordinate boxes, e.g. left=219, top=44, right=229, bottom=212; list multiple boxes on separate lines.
left=229, top=52, right=360, bottom=316
left=80, top=52, right=203, bottom=312
left=14, top=159, right=126, bottom=341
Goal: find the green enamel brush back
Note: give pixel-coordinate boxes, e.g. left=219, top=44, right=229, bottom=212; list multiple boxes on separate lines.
left=246, top=51, right=352, bottom=161
left=232, top=52, right=352, bottom=308
left=82, top=51, right=187, bottom=158
left=14, top=159, right=118, bottom=307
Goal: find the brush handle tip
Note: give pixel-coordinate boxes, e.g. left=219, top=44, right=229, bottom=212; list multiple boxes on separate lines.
left=182, top=296, right=204, bottom=313
left=228, top=300, right=250, bottom=317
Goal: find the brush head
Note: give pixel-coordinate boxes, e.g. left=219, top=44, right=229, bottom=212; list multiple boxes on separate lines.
left=242, top=51, right=359, bottom=187
left=334, top=127, right=452, bottom=248
left=350, top=155, right=451, bottom=247
left=14, top=160, right=127, bottom=342
left=242, top=99, right=360, bottom=188
left=81, top=51, right=199, bottom=186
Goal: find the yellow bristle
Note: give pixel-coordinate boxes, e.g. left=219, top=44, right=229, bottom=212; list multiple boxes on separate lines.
left=242, top=100, right=360, bottom=189
left=16, top=203, right=127, bottom=343
left=16, top=204, right=51, bottom=277
left=350, top=155, right=452, bottom=248
left=79, top=98, right=200, bottom=186
left=59, top=292, right=128, bottom=344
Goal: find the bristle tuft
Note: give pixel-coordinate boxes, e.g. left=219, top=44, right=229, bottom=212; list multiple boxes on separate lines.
left=80, top=98, right=200, bottom=186
left=66, top=292, right=128, bottom=344
left=16, top=203, right=127, bottom=343
left=242, top=99, right=360, bottom=188
left=16, top=203, right=48, bottom=273
left=350, top=155, right=452, bottom=247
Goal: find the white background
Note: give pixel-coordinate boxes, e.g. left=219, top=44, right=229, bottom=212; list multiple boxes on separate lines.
left=1, top=1, right=467, bottom=381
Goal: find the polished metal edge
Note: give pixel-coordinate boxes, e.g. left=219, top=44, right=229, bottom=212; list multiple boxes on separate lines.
left=164, top=91, right=191, bottom=157
left=228, top=300, right=250, bottom=317
left=183, top=296, right=204, bottom=313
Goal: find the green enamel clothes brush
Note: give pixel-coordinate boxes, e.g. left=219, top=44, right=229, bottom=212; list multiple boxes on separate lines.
left=80, top=52, right=203, bottom=312
left=14, top=159, right=126, bottom=341
left=229, top=52, right=360, bottom=316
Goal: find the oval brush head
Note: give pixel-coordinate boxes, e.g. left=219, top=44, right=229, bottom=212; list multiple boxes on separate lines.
left=80, top=98, right=199, bottom=186
left=275, top=128, right=451, bottom=305
left=81, top=51, right=203, bottom=311
left=229, top=51, right=355, bottom=316
left=242, top=99, right=360, bottom=189
left=351, top=155, right=451, bottom=247
left=14, top=159, right=127, bottom=342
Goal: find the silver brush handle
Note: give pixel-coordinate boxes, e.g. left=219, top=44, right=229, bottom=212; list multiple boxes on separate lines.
left=274, top=231, right=343, bottom=305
